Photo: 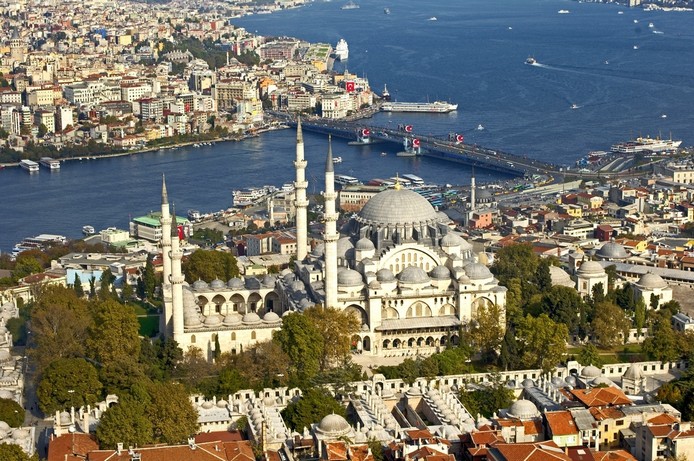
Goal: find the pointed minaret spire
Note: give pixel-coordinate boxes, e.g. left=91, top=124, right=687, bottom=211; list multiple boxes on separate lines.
left=325, top=135, right=334, bottom=173
left=162, top=174, right=169, bottom=205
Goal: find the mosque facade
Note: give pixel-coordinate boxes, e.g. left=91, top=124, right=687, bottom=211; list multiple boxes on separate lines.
left=160, top=121, right=507, bottom=360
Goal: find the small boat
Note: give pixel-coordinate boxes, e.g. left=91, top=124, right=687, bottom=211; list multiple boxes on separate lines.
left=477, top=124, right=485, bottom=131
left=525, top=56, right=537, bottom=65
left=82, top=225, right=96, bottom=236
left=428, top=16, right=437, bottom=21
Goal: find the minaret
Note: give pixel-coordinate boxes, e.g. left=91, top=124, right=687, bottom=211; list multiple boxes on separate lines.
left=323, top=136, right=339, bottom=309
left=294, top=117, right=309, bottom=261
left=170, top=205, right=185, bottom=337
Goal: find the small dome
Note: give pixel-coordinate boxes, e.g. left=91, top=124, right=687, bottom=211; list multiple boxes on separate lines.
left=636, top=272, right=667, bottom=289
left=399, top=266, right=430, bottom=284
left=263, top=311, right=280, bottom=322
left=577, top=261, right=605, bottom=276
left=463, top=263, right=492, bottom=280
left=228, top=278, right=244, bottom=289
left=242, top=312, right=262, bottom=324
left=223, top=312, right=243, bottom=326
left=430, top=265, right=451, bottom=280
left=204, top=314, right=223, bottom=327
left=192, top=280, right=209, bottom=290
left=623, top=364, right=643, bottom=380
left=316, top=413, right=351, bottom=436
left=508, top=399, right=540, bottom=420
left=596, top=242, right=629, bottom=260
left=441, top=232, right=464, bottom=247
left=356, top=237, right=375, bottom=251
left=581, top=365, right=602, bottom=378
left=337, top=237, right=355, bottom=259
left=210, top=279, right=225, bottom=290
left=261, top=274, right=276, bottom=287
left=376, top=268, right=396, bottom=282
left=338, top=269, right=364, bottom=286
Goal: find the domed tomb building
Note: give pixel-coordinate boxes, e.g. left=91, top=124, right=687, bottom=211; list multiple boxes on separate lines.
left=162, top=122, right=506, bottom=359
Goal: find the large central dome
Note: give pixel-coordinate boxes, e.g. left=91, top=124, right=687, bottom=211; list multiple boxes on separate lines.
left=357, top=188, right=438, bottom=227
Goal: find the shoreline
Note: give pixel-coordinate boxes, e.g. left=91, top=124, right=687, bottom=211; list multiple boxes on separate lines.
left=0, top=126, right=291, bottom=169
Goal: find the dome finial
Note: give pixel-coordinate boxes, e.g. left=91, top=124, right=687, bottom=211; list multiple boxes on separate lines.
left=394, top=173, right=401, bottom=190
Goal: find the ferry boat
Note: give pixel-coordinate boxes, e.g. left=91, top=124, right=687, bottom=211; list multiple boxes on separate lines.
left=40, top=157, right=60, bottom=170
left=335, top=39, right=349, bottom=61
left=610, top=136, right=682, bottom=154
left=19, top=159, right=39, bottom=173
left=341, top=1, right=359, bottom=9
left=525, top=56, right=537, bottom=65
left=82, top=225, right=96, bottom=236
left=381, top=101, right=458, bottom=113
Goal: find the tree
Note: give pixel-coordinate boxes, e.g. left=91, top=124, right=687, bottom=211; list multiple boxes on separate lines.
left=576, top=343, right=602, bottom=367
left=182, top=250, right=240, bottom=282
left=96, top=396, right=153, bottom=449
left=0, top=443, right=33, bottom=461
left=591, top=301, right=631, bottom=348
left=29, top=286, right=92, bottom=372
left=0, top=399, right=24, bottom=427
left=469, top=301, right=504, bottom=361
left=516, top=314, right=568, bottom=372
left=146, top=381, right=199, bottom=444
left=304, top=306, right=360, bottom=371
left=37, top=358, right=102, bottom=414
left=274, top=313, right=323, bottom=386
left=281, top=387, right=344, bottom=431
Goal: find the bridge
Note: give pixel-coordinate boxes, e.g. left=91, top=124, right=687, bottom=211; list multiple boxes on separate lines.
left=289, top=119, right=560, bottom=177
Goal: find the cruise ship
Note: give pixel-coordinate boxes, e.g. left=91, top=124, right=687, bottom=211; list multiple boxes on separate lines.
left=610, top=136, right=682, bottom=154
left=335, top=39, right=349, bottom=61
left=19, top=159, right=39, bottom=173
left=381, top=101, right=458, bottom=113
left=40, top=157, right=60, bottom=170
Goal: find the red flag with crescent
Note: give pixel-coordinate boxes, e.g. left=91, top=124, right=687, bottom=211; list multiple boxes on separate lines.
left=362, top=128, right=370, bottom=136
left=456, top=134, right=464, bottom=143
left=405, top=125, right=413, bottom=133
left=412, top=138, right=420, bottom=148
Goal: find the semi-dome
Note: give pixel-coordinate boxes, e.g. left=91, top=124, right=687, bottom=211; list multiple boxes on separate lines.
left=263, top=311, right=280, bottom=323
left=577, top=261, right=605, bottom=276
left=316, top=413, right=351, bottom=436
left=356, top=188, right=438, bottom=227
left=581, top=365, right=602, bottom=378
left=399, top=266, right=430, bottom=284
left=596, top=242, right=629, bottom=260
left=192, top=280, right=209, bottom=290
left=228, top=277, right=244, bottom=289
left=376, top=268, right=396, bottom=282
left=507, top=399, right=540, bottom=420
left=210, top=279, right=225, bottom=290
left=338, top=269, right=364, bottom=286
left=463, top=263, right=493, bottom=280
left=242, top=312, right=262, bottom=324
left=356, top=237, right=375, bottom=251
left=430, top=265, right=451, bottom=280
left=636, top=272, right=667, bottom=289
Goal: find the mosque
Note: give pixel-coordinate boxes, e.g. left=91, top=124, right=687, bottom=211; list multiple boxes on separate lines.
left=159, top=121, right=507, bottom=360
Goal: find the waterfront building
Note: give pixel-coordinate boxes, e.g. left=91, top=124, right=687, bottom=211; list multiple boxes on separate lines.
left=159, top=124, right=506, bottom=358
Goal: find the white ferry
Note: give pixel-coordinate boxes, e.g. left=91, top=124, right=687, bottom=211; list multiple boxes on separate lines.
left=381, top=101, right=458, bottom=113
left=335, top=39, right=349, bottom=61
left=19, top=159, right=39, bottom=173
left=40, top=157, right=61, bottom=170
left=610, top=136, right=682, bottom=154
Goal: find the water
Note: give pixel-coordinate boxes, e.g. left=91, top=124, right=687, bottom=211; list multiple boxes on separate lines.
left=2, top=0, right=694, bottom=252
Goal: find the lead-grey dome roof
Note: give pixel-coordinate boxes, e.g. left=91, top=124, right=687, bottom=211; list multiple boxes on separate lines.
left=636, top=272, right=667, bottom=289
left=356, top=188, right=438, bottom=227
left=463, top=263, right=492, bottom=280
left=399, top=266, right=430, bottom=284
left=597, top=242, right=629, bottom=260
left=338, top=269, right=363, bottom=286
